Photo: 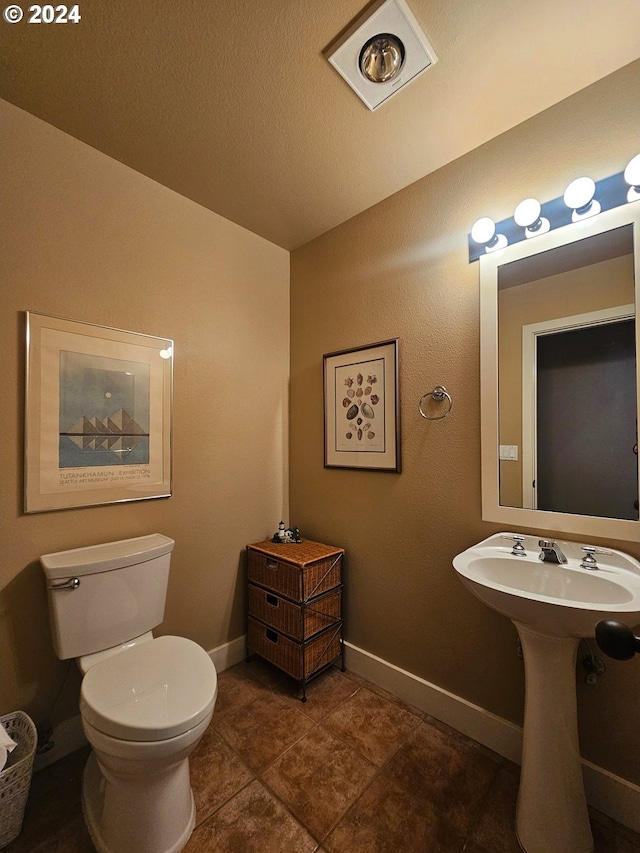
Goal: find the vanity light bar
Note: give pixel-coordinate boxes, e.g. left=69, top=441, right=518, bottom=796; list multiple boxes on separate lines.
left=468, top=158, right=639, bottom=263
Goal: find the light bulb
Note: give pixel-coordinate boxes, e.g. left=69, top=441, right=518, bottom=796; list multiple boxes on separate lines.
left=624, top=154, right=640, bottom=202
left=563, top=177, right=600, bottom=221
left=513, top=198, right=550, bottom=237
left=359, top=35, right=404, bottom=83
left=470, top=217, right=508, bottom=252
left=471, top=217, right=495, bottom=244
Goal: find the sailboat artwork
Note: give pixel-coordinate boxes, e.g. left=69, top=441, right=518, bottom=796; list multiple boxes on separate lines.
left=62, top=409, right=149, bottom=456
left=58, top=354, right=151, bottom=468
left=25, top=311, right=173, bottom=512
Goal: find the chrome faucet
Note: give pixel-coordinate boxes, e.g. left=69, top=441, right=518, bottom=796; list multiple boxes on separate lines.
left=538, top=539, right=567, bottom=564
left=580, top=545, right=612, bottom=570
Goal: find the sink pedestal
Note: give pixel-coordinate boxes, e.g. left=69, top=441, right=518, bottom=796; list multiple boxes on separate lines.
left=453, top=533, right=640, bottom=852
left=515, top=623, right=592, bottom=853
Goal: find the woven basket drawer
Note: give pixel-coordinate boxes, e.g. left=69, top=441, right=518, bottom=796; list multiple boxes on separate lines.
left=247, top=546, right=342, bottom=602
left=249, top=585, right=341, bottom=641
left=248, top=617, right=342, bottom=680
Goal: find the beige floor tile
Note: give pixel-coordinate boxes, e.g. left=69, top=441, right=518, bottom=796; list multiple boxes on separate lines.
left=383, top=717, right=500, bottom=833
left=279, top=667, right=360, bottom=720
left=323, top=686, right=420, bottom=766
left=9, top=666, right=640, bottom=853
left=47, top=813, right=96, bottom=852
left=364, top=680, right=424, bottom=720
left=467, top=764, right=521, bottom=853
left=242, top=655, right=291, bottom=689
left=262, top=724, right=377, bottom=839
left=190, top=724, right=254, bottom=825
left=323, top=774, right=465, bottom=853
left=213, top=691, right=314, bottom=773
left=183, top=779, right=318, bottom=853
left=212, top=663, right=272, bottom=719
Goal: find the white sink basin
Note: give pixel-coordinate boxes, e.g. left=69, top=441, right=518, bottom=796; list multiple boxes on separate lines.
left=453, top=533, right=640, bottom=638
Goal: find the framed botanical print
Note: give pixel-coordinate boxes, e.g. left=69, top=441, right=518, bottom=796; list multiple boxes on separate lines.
left=323, top=338, right=400, bottom=472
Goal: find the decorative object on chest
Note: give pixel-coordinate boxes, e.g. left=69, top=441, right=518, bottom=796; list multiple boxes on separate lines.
left=246, top=539, right=344, bottom=701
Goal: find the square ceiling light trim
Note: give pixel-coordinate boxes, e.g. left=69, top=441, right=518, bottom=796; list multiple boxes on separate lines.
left=325, top=0, right=438, bottom=111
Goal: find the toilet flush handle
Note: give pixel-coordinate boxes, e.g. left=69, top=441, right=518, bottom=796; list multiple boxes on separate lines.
left=48, top=577, right=81, bottom=591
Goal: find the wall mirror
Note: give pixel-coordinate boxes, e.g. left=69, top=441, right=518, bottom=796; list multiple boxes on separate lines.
left=480, top=203, right=640, bottom=542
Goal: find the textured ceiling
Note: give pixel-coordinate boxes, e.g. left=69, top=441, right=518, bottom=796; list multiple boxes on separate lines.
left=1, top=0, right=638, bottom=249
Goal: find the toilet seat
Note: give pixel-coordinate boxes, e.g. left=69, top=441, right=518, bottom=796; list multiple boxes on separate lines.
left=80, top=635, right=217, bottom=742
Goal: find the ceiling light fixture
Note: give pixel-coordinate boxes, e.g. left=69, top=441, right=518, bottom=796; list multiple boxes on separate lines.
left=467, top=158, right=639, bottom=262
left=325, top=0, right=438, bottom=111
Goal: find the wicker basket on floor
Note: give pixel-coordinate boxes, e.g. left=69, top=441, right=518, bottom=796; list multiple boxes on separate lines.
left=0, top=711, right=37, bottom=848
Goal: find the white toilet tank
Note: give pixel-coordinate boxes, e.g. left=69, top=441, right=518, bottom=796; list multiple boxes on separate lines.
left=40, top=534, right=175, bottom=660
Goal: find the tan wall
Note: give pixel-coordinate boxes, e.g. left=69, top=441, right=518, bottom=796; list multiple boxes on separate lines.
left=2, top=63, right=639, bottom=790
left=289, top=62, right=640, bottom=784
left=0, top=101, right=290, bottom=725
left=498, top=254, right=635, bottom=506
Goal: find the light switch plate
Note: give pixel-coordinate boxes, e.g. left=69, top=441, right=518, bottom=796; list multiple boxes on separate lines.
left=499, top=445, right=519, bottom=461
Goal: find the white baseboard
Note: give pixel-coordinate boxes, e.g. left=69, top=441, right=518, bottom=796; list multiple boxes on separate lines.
left=208, top=634, right=247, bottom=672
left=344, top=640, right=640, bottom=834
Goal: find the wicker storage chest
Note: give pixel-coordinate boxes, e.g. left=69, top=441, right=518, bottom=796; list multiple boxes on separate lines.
left=247, top=618, right=342, bottom=682
left=247, top=540, right=342, bottom=601
left=246, top=539, right=344, bottom=699
left=248, top=585, right=341, bottom=642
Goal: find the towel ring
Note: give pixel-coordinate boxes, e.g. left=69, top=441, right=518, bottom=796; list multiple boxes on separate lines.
left=419, top=385, right=452, bottom=420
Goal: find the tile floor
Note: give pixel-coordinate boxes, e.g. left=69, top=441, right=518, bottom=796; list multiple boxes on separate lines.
left=5, top=658, right=640, bottom=852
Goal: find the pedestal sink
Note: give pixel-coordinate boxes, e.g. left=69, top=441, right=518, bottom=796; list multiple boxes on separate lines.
left=453, top=533, right=640, bottom=853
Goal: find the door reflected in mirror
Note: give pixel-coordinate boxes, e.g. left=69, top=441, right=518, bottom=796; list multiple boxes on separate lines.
left=480, top=205, right=640, bottom=542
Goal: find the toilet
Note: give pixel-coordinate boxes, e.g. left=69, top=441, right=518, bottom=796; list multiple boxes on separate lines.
left=40, top=534, right=218, bottom=853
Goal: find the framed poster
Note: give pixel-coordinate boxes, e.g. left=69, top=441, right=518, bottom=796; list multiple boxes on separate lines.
left=25, top=312, right=173, bottom=512
left=323, top=338, right=400, bottom=472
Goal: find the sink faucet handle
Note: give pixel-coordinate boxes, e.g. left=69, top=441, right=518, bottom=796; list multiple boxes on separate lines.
left=580, top=545, right=612, bottom=569
left=580, top=546, right=598, bottom=570
left=502, top=533, right=526, bottom=555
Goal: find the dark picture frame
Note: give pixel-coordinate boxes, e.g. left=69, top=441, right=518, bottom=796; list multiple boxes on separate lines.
left=323, top=338, right=400, bottom=472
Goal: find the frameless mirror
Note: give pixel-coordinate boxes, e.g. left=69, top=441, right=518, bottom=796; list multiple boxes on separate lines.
left=480, top=204, right=640, bottom=542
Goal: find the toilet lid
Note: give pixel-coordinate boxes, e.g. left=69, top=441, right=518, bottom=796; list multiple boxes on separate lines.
left=80, top=636, right=217, bottom=742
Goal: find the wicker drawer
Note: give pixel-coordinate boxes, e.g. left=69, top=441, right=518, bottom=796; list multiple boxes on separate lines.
left=249, top=584, right=341, bottom=641
left=248, top=617, right=342, bottom=681
left=247, top=540, right=343, bottom=603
